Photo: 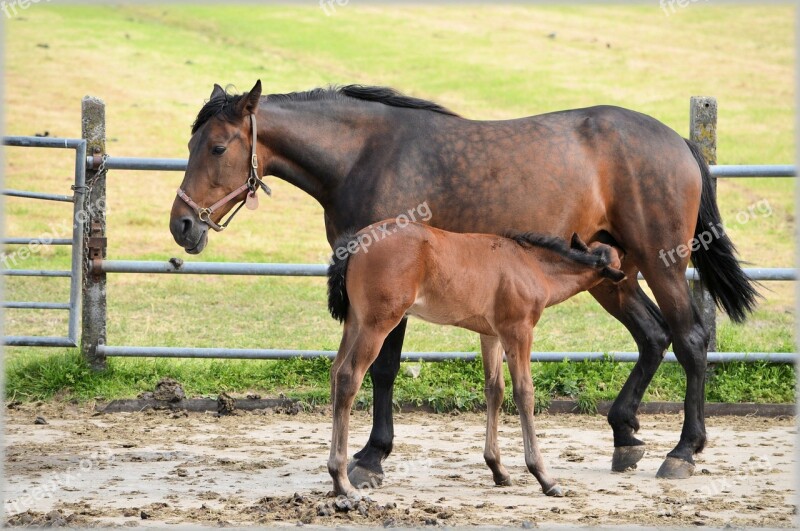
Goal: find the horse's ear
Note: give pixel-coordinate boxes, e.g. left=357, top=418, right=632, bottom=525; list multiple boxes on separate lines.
left=601, top=266, right=627, bottom=283
left=570, top=233, right=589, bottom=252
left=210, top=84, right=226, bottom=100
left=238, top=79, right=262, bottom=116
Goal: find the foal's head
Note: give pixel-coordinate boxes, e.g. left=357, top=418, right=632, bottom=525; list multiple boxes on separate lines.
left=569, top=233, right=626, bottom=282
left=170, top=80, right=267, bottom=254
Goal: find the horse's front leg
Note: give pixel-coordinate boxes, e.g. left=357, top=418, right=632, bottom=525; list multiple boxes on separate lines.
left=348, top=318, right=408, bottom=488
left=480, top=334, right=512, bottom=486
left=500, top=325, right=563, bottom=497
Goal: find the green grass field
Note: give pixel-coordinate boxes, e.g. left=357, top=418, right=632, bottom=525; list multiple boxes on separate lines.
left=2, top=4, right=796, bottom=406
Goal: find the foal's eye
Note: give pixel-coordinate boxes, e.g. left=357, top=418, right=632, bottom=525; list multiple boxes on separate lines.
left=212, top=145, right=227, bottom=156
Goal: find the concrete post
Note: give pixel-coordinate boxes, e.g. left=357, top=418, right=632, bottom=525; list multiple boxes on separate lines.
left=81, top=96, right=108, bottom=370
left=689, top=96, right=718, bottom=352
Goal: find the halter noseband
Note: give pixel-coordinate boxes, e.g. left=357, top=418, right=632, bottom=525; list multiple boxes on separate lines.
left=177, top=113, right=271, bottom=232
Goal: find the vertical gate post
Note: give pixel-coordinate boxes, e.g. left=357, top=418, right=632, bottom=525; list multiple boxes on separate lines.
left=81, top=97, right=108, bottom=370
left=689, top=96, right=717, bottom=352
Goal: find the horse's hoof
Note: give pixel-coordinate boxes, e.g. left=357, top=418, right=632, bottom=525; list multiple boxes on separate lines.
left=493, top=475, right=512, bottom=487
left=347, top=463, right=384, bottom=489
left=544, top=484, right=564, bottom=497
left=612, top=445, right=646, bottom=472
left=656, top=456, right=695, bottom=479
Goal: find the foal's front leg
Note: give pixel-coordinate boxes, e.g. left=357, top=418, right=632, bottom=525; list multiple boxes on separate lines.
left=480, top=334, right=512, bottom=486
left=501, top=326, right=563, bottom=497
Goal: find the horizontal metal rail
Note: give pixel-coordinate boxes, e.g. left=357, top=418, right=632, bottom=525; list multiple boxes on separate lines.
left=1, top=269, right=72, bottom=277
left=97, top=260, right=329, bottom=276
left=710, top=165, right=795, bottom=177
left=87, top=155, right=796, bottom=179
left=97, top=345, right=795, bottom=363
left=3, top=302, right=71, bottom=310
left=93, top=260, right=794, bottom=281
left=3, top=238, right=73, bottom=246
left=2, top=189, right=74, bottom=203
left=3, top=136, right=85, bottom=149
left=89, top=156, right=187, bottom=172
left=2, top=336, right=76, bottom=347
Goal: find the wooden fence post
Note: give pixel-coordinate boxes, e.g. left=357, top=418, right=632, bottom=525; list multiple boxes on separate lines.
left=689, top=96, right=717, bottom=352
left=81, top=96, right=108, bottom=371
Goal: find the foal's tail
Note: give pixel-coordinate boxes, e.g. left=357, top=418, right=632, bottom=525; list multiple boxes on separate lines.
left=327, top=232, right=358, bottom=323
left=685, top=138, right=760, bottom=323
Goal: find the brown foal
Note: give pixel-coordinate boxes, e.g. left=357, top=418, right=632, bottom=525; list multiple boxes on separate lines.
left=326, top=220, right=626, bottom=498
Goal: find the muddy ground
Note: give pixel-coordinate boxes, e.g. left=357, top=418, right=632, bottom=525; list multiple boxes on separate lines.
left=4, top=401, right=796, bottom=528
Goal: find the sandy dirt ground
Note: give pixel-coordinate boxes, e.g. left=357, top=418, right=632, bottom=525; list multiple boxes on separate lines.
left=3, top=401, right=796, bottom=528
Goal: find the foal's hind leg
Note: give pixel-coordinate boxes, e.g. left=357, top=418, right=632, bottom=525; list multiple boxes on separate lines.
left=500, top=326, right=562, bottom=497
left=589, top=278, right=672, bottom=472
left=480, top=334, right=511, bottom=486
left=329, top=325, right=390, bottom=497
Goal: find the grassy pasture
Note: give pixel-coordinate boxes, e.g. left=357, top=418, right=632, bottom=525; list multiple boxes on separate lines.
left=2, top=4, right=795, bottom=406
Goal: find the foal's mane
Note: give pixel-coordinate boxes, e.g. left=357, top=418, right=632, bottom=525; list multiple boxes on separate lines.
left=192, top=84, right=459, bottom=133
left=507, top=233, right=610, bottom=268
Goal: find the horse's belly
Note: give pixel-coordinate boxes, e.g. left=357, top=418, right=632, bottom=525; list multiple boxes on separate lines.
left=406, top=298, right=495, bottom=336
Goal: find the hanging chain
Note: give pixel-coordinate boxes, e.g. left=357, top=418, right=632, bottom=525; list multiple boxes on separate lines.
left=80, top=154, right=109, bottom=282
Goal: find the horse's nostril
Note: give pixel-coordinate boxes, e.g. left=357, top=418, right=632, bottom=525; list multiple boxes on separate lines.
left=181, top=217, right=193, bottom=237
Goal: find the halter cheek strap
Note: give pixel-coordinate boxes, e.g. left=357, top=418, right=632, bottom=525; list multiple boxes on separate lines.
left=177, top=113, right=271, bottom=232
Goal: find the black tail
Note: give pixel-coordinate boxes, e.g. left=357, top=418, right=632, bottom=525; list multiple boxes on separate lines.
left=685, top=138, right=760, bottom=323
left=327, top=232, right=358, bottom=323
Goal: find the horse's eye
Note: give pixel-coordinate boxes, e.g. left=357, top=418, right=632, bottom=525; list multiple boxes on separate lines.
left=212, top=145, right=227, bottom=156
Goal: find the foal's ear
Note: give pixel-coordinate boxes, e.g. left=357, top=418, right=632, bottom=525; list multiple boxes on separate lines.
left=210, top=83, right=226, bottom=100
left=237, top=79, right=263, bottom=116
left=570, top=232, right=590, bottom=252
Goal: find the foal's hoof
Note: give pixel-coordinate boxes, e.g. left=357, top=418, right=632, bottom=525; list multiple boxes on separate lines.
left=347, top=462, right=384, bottom=489
left=493, top=475, right=513, bottom=487
left=612, top=445, right=646, bottom=472
left=656, top=456, right=695, bottom=479
left=544, top=484, right=564, bottom=497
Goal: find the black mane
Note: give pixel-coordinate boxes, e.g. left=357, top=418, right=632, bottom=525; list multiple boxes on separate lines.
left=191, top=91, right=246, bottom=134
left=193, top=84, right=459, bottom=133
left=507, top=233, right=609, bottom=269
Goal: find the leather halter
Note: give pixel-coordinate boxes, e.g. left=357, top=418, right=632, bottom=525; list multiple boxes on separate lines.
left=177, top=113, right=271, bottom=232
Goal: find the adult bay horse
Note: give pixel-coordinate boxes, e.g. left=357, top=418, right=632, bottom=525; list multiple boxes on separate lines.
left=170, top=80, right=758, bottom=484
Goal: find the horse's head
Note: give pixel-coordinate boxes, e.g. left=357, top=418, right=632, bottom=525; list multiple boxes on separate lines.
left=570, top=233, right=626, bottom=283
left=170, top=80, right=269, bottom=254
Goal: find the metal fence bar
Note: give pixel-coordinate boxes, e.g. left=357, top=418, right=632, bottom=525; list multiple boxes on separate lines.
left=85, top=155, right=796, bottom=178
left=3, top=302, right=71, bottom=310
left=96, top=260, right=329, bottom=276
left=92, top=156, right=188, bottom=172
left=3, top=136, right=85, bottom=149
left=2, top=238, right=73, bottom=245
left=1, top=269, right=72, bottom=277
left=2, top=336, right=76, bottom=347
left=96, top=345, right=795, bottom=363
left=68, top=142, right=88, bottom=343
left=2, top=189, right=74, bottom=203
left=710, top=165, right=796, bottom=177
left=93, top=260, right=794, bottom=281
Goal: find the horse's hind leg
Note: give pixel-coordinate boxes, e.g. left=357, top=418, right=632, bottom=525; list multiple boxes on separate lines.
left=348, top=318, right=408, bottom=488
left=643, top=265, right=710, bottom=479
left=329, top=325, right=390, bottom=496
left=589, top=278, right=672, bottom=472
left=480, top=334, right=511, bottom=486
left=500, top=326, right=562, bottom=497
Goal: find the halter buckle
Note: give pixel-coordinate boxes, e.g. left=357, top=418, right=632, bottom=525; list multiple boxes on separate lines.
left=251, top=154, right=258, bottom=170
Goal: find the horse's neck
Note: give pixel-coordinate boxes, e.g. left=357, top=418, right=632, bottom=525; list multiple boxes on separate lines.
left=260, top=100, right=385, bottom=208
left=530, top=253, right=601, bottom=307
